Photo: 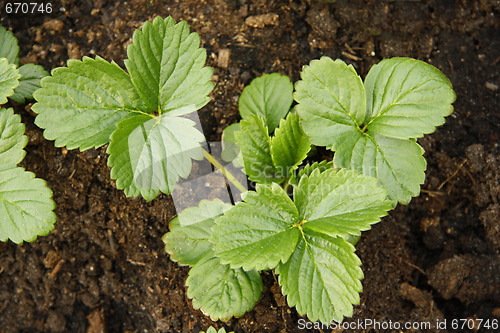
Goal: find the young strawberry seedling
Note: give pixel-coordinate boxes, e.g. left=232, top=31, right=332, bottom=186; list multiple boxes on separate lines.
left=0, top=26, right=53, bottom=243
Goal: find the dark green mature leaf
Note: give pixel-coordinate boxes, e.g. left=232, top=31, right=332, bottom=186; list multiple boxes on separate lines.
left=271, top=112, right=311, bottom=179
left=276, top=230, right=363, bottom=324
left=10, top=64, right=48, bottom=103
left=0, top=58, right=20, bottom=105
left=295, top=57, right=455, bottom=204
left=0, top=108, right=56, bottom=243
left=0, top=26, right=20, bottom=66
left=239, top=73, right=293, bottom=132
left=125, top=16, right=213, bottom=113
left=33, top=17, right=215, bottom=200
left=33, top=56, right=146, bottom=150
left=212, top=183, right=301, bottom=271
left=186, top=252, right=263, bottom=321
left=163, top=200, right=232, bottom=266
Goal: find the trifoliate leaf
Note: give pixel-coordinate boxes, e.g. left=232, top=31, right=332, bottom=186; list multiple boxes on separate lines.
left=33, top=56, right=146, bottom=150
left=125, top=16, right=213, bottom=113
left=163, top=199, right=232, bottom=266
left=0, top=108, right=27, bottom=171
left=221, top=122, right=241, bottom=163
left=107, top=114, right=204, bottom=198
left=0, top=26, right=20, bottom=66
left=294, top=169, right=392, bottom=238
left=10, top=64, right=48, bottom=103
left=276, top=230, right=363, bottom=324
left=239, top=73, right=293, bottom=133
left=295, top=57, right=455, bottom=204
left=186, top=252, right=263, bottom=321
left=294, top=57, right=366, bottom=147
left=0, top=58, right=20, bottom=104
left=271, top=112, right=311, bottom=179
left=212, top=182, right=301, bottom=271
left=235, top=114, right=280, bottom=184
left=364, top=57, right=456, bottom=140
left=0, top=108, right=55, bottom=244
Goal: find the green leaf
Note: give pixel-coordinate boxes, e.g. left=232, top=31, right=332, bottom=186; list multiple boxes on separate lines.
left=107, top=114, right=205, bottom=198
left=125, top=16, right=214, bottom=113
left=201, top=328, right=233, bottom=333
left=235, top=114, right=280, bottom=184
left=276, top=230, right=363, bottom=324
left=163, top=199, right=232, bottom=266
left=294, top=168, right=392, bottom=238
left=0, top=58, right=20, bottom=104
left=33, top=56, right=146, bottom=150
left=239, top=73, right=293, bottom=133
left=0, top=108, right=56, bottom=244
left=294, top=57, right=366, bottom=147
left=0, top=108, right=27, bottom=171
left=297, top=160, right=334, bottom=179
left=221, top=122, right=241, bottom=163
left=212, top=182, right=301, bottom=271
left=295, top=57, right=454, bottom=204
left=333, top=131, right=426, bottom=205
left=364, top=57, right=456, bottom=140
left=271, top=112, right=311, bottom=179
left=0, top=26, right=20, bottom=66
left=10, top=64, right=49, bottom=103
left=186, top=252, right=263, bottom=321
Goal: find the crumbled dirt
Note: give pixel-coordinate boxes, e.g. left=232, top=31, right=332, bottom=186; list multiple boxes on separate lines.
left=1, top=0, right=499, bottom=332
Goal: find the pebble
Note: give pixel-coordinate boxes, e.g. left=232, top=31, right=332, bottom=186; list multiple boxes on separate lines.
left=245, top=13, right=279, bottom=28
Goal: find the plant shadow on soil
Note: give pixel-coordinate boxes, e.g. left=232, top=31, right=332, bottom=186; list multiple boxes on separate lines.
left=1, top=0, right=499, bottom=332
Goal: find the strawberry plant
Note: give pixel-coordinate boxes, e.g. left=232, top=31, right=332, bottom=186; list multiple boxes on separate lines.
left=0, top=27, right=54, bottom=243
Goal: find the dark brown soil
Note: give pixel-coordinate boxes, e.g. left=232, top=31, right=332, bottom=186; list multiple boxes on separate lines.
left=1, top=0, right=499, bottom=332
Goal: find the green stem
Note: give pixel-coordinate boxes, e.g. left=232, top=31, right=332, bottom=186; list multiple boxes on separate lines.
left=201, top=148, right=247, bottom=193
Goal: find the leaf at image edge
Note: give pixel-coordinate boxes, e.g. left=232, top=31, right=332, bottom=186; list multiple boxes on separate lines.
left=0, top=58, right=20, bottom=104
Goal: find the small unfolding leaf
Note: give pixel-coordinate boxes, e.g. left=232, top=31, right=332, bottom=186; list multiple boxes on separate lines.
left=295, top=56, right=455, bottom=204
left=276, top=230, right=363, bottom=324
left=0, top=58, right=20, bottom=104
left=271, top=112, right=311, bottom=179
left=239, top=73, right=293, bottom=132
left=186, top=252, right=263, bottom=321
left=297, top=160, right=334, bottom=179
left=0, top=108, right=56, bottom=243
left=0, top=26, right=20, bottom=66
left=10, top=64, right=48, bottom=103
left=201, top=327, right=233, bottom=333
left=163, top=199, right=232, bottom=266
left=212, top=183, right=300, bottom=271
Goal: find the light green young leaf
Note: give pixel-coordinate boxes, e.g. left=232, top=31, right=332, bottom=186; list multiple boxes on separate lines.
left=297, top=160, right=334, bottom=179
left=33, top=56, right=146, bottom=150
left=364, top=57, right=456, bottom=140
left=163, top=199, right=232, bottom=266
left=295, top=57, right=454, bottom=204
left=221, top=122, right=241, bottom=163
left=212, top=182, right=300, bottom=271
left=276, top=230, right=363, bottom=324
left=0, top=58, right=20, bottom=104
left=186, top=252, right=263, bottom=321
left=10, top=64, right=49, bottom=103
left=294, top=57, right=366, bottom=147
left=107, top=114, right=204, bottom=198
left=271, top=112, right=311, bottom=179
left=0, top=108, right=27, bottom=171
left=235, top=114, right=281, bottom=184
left=201, top=327, right=233, bottom=333
left=294, top=168, right=392, bottom=238
left=0, top=26, right=20, bottom=66
left=125, top=16, right=214, bottom=113
left=239, top=73, right=293, bottom=133
left=0, top=108, right=56, bottom=244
